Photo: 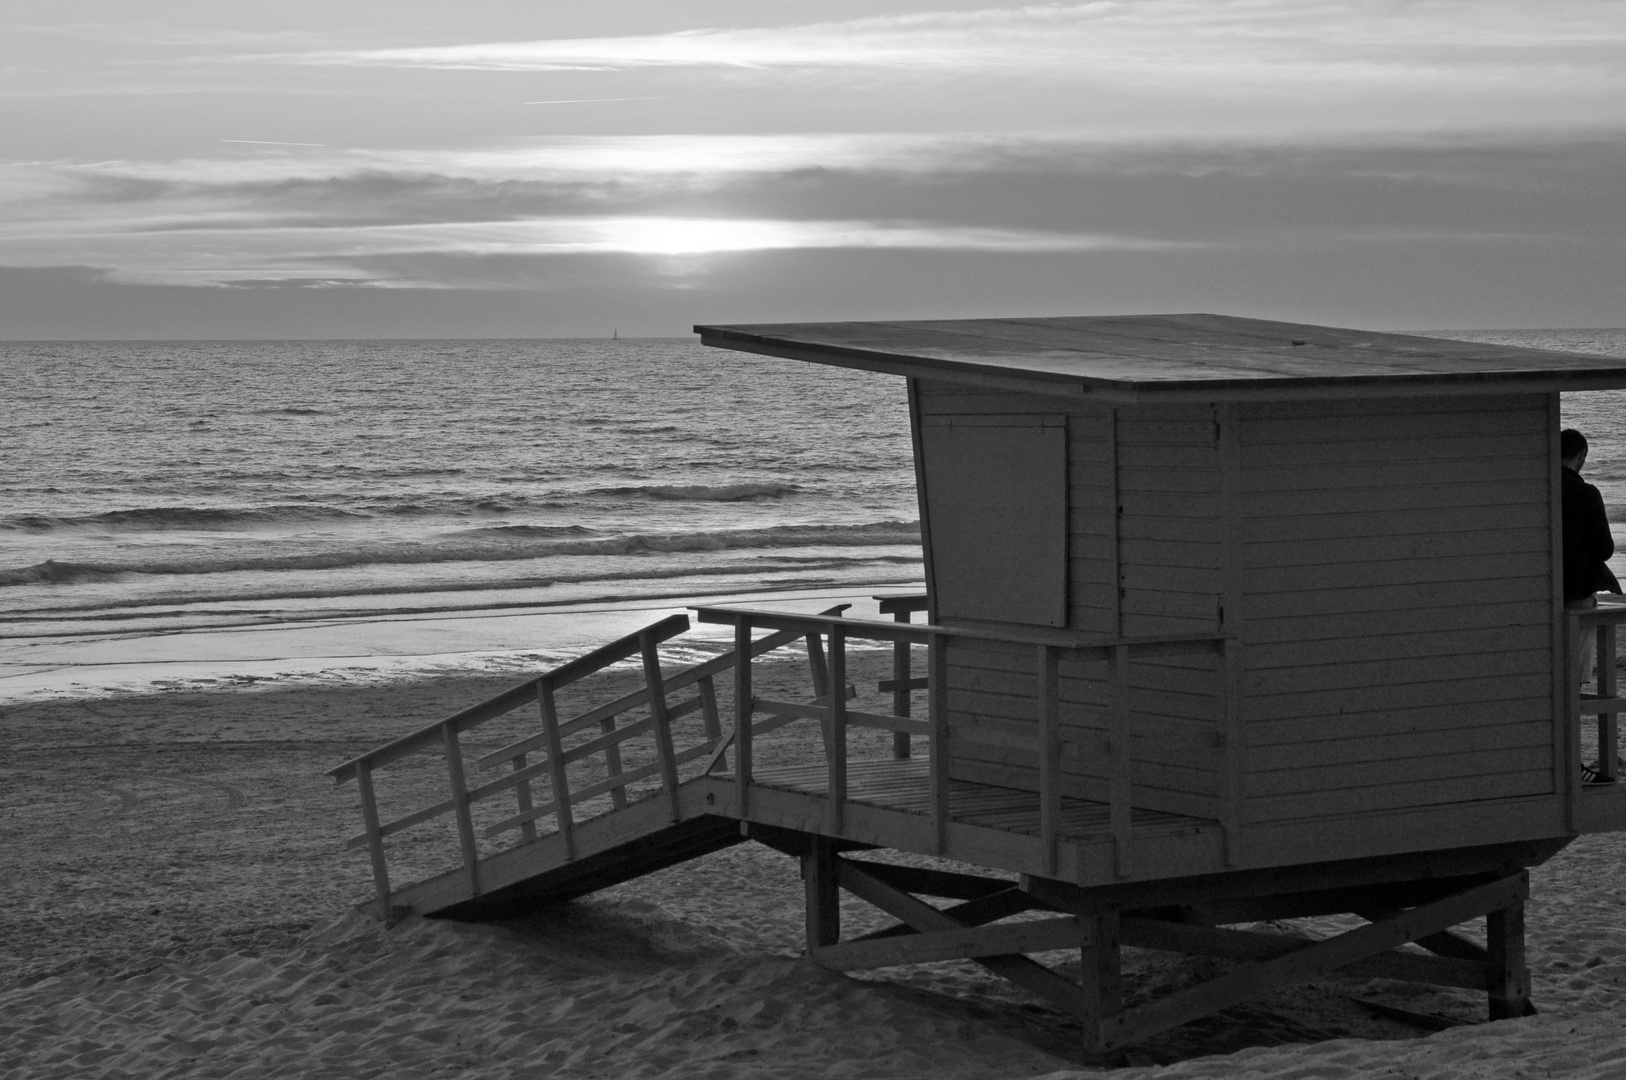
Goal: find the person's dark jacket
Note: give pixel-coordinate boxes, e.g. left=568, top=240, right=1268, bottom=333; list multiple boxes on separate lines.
left=1562, top=466, right=1621, bottom=602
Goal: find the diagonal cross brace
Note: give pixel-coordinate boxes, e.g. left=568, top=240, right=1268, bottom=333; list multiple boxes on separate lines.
left=1099, top=871, right=1529, bottom=1048
left=833, top=859, right=1091, bottom=1015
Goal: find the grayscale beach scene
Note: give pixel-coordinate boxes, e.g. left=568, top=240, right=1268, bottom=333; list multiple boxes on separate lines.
left=5, top=6, right=1626, bottom=1080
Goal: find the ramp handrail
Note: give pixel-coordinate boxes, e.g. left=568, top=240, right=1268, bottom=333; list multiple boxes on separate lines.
left=328, top=604, right=859, bottom=919
left=694, top=605, right=1236, bottom=878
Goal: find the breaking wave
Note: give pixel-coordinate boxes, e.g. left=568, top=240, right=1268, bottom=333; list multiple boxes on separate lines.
left=595, top=483, right=800, bottom=502
left=1, top=505, right=369, bottom=531
left=0, top=521, right=922, bottom=586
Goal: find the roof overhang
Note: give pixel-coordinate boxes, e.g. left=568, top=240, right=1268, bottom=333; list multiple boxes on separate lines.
left=695, top=314, right=1626, bottom=404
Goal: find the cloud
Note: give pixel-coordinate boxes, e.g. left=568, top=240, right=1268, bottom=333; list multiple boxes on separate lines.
left=232, top=2, right=1626, bottom=139
left=273, top=2, right=1625, bottom=78
left=2, top=129, right=1621, bottom=291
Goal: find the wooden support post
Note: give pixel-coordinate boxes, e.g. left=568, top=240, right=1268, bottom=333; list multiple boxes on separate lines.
left=600, top=715, right=628, bottom=810
left=1487, top=885, right=1534, bottom=1019
left=442, top=723, right=481, bottom=895
left=1600, top=623, right=1618, bottom=783
left=804, top=837, right=841, bottom=950
left=929, top=633, right=951, bottom=855
left=539, top=679, right=576, bottom=861
left=735, top=618, right=754, bottom=816
left=1108, top=643, right=1132, bottom=879
left=354, top=761, right=393, bottom=921
left=511, top=752, right=537, bottom=842
left=891, top=608, right=912, bottom=759
left=827, top=624, right=848, bottom=834
left=1037, top=644, right=1062, bottom=877
left=1079, top=910, right=1122, bottom=1053
left=641, top=631, right=682, bottom=823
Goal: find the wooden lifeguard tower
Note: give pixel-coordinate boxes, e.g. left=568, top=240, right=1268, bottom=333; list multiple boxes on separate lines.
left=328, top=314, right=1626, bottom=1051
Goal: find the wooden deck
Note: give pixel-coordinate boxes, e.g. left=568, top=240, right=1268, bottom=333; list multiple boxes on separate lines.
left=752, top=757, right=1211, bottom=841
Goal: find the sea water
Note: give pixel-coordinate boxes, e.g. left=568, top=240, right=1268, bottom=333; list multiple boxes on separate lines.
left=2, top=329, right=1622, bottom=700
left=0, top=338, right=922, bottom=698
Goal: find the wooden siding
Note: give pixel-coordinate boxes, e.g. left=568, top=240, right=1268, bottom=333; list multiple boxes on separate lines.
left=912, top=382, right=1559, bottom=845
left=1236, top=394, right=1557, bottom=825
left=1114, top=406, right=1225, bottom=637
left=916, top=380, right=1228, bottom=821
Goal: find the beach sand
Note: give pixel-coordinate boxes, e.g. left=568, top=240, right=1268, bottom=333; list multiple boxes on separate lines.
left=4, top=653, right=1626, bottom=1079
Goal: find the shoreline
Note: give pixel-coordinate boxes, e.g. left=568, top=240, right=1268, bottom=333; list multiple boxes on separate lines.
left=0, top=582, right=925, bottom=704
left=5, top=662, right=1626, bottom=1076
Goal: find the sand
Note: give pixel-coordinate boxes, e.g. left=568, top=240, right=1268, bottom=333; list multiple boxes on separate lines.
left=4, top=654, right=1626, bottom=1079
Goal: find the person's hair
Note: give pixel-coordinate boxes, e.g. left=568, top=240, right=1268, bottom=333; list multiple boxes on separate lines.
left=1561, top=428, right=1589, bottom=461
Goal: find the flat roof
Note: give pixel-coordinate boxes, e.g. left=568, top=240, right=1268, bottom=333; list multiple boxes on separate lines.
left=694, top=314, right=1626, bottom=403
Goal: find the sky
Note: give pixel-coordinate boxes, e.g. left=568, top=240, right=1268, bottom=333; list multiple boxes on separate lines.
left=2, top=1, right=1624, bottom=339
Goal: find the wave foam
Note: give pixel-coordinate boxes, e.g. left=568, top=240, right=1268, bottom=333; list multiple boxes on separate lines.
left=598, top=483, right=800, bottom=502
left=2, top=504, right=368, bottom=531
left=0, top=521, right=922, bottom=586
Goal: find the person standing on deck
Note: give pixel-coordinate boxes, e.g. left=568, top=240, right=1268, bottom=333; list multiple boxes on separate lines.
left=1561, top=428, right=1621, bottom=696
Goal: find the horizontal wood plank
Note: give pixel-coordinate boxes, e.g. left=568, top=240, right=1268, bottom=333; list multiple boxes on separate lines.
left=1248, top=697, right=1553, bottom=747
left=1246, top=769, right=1553, bottom=823
left=1246, top=671, right=1552, bottom=721
left=1244, top=527, right=1548, bottom=571
left=1249, top=720, right=1553, bottom=771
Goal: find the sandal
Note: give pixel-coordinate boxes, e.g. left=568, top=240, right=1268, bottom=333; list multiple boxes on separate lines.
left=1582, top=762, right=1616, bottom=786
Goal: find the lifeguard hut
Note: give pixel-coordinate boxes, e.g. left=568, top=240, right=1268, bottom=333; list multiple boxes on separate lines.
left=328, top=314, right=1626, bottom=1050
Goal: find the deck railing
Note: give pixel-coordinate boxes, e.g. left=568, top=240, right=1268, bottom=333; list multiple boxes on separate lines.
left=331, top=599, right=1234, bottom=917
left=693, top=605, right=1235, bottom=877
left=1575, top=602, right=1626, bottom=784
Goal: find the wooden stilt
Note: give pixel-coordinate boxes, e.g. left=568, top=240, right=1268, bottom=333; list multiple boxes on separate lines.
left=1078, top=910, right=1122, bottom=1052
left=1487, top=880, right=1534, bottom=1019
left=804, top=837, right=841, bottom=949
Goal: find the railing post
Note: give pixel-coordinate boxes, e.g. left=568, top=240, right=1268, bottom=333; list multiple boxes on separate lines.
left=827, top=623, right=848, bottom=833
left=806, top=630, right=831, bottom=701
left=511, top=752, right=537, bottom=842
left=929, top=632, right=950, bottom=854
left=736, top=617, right=754, bottom=816
left=698, top=674, right=726, bottom=771
left=1037, top=644, right=1061, bottom=877
left=642, top=630, right=682, bottom=822
left=600, top=715, right=628, bottom=810
left=891, top=609, right=912, bottom=759
left=1600, top=621, right=1618, bottom=783
left=1108, top=644, right=1132, bottom=879
left=540, top=678, right=576, bottom=860
left=354, top=761, right=393, bottom=921
left=1567, top=611, right=1583, bottom=827
left=442, top=723, right=481, bottom=895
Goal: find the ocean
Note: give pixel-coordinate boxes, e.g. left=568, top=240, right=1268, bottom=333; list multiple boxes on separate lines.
left=3, top=328, right=1622, bottom=701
